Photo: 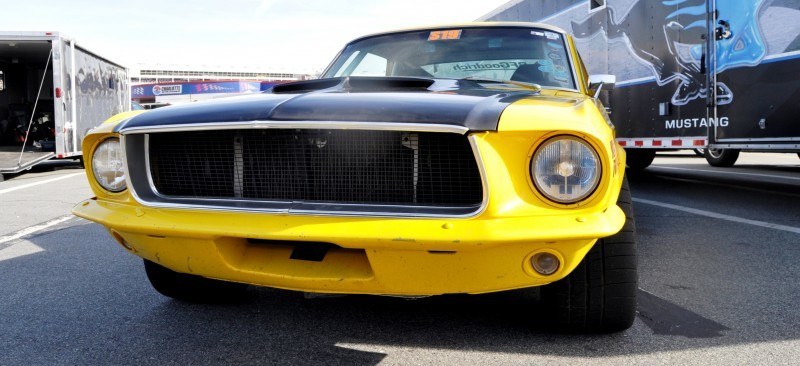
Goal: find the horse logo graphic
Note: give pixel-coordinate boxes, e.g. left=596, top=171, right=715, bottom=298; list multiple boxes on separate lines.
left=571, top=0, right=766, bottom=106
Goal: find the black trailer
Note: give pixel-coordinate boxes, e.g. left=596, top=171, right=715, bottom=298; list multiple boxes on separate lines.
left=0, top=31, right=129, bottom=181
left=482, top=0, right=800, bottom=167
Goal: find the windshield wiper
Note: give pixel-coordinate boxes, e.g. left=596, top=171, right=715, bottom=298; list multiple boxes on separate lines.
left=459, top=77, right=541, bottom=91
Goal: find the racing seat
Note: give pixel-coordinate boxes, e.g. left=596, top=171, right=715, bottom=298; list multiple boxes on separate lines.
left=510, top=64, right=547, bottom=84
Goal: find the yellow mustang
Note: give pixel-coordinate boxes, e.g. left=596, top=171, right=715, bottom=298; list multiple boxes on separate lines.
left=74, top=23, right=636, bottom=332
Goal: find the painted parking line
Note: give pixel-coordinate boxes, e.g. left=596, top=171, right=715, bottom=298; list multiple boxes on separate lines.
left=633, top=198, right=800, bottom=235
left=0, top=172, right=85, bottom=195
left=0, top=215, right=77, bottom=262
left=652, top=166, right=800, bottom=181
left=0, top=214, right=76, bottom=246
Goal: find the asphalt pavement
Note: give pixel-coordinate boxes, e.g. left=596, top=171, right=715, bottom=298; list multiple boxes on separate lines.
left=0, top=152, right=799, bottom=365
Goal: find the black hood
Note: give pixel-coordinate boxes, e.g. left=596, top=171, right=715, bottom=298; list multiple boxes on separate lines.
left=116, top=77, right=539, bottom=132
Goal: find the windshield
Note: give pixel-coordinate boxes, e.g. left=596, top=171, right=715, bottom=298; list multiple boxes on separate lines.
left=323, top=27, right=576, bottom=90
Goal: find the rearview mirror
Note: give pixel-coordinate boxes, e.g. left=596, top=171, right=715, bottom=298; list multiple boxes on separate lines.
left=588, top=74, right=615, bottom=98
left=0, top=70, right=5, bottom=92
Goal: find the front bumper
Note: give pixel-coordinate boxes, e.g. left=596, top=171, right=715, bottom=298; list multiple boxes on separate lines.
left=73, top=198, right=625, bottom=295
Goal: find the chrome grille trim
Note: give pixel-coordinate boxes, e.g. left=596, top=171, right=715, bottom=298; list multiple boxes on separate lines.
left=119, top=121, right=470, bottom=135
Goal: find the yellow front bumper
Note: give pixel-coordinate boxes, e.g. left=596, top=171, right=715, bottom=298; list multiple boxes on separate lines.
left=73, top=198, right=624, bottom=295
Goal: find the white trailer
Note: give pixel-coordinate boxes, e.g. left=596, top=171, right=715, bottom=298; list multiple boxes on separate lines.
left=0, top=31, right=130, bottom=181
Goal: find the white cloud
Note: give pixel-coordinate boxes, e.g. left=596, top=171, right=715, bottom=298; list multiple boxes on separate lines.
left=255, top=0, right=278, bottom=16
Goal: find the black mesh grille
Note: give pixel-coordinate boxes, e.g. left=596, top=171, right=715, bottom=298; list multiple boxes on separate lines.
left=148, top=129, right=483, bottom=207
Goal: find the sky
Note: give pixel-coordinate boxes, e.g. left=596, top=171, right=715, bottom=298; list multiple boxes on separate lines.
left=2, top=0, right=510, bottom=74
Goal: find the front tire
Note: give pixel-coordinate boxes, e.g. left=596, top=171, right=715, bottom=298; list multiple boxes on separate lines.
left=143, top=259, right=248, bottom=302
left=541, top=177, right=638, bottom=333
left=704, top=148, right=740, bottom=167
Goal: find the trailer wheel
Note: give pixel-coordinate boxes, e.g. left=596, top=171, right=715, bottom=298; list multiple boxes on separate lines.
left=625, top=149, right=656, bottom=170
left=143, top=259, right=248, bottom=303
left=693, top=148, right=704, bottom=157
left=541, top=177, right=638, bottom=333
left=704, top=148, right=740, bottom=167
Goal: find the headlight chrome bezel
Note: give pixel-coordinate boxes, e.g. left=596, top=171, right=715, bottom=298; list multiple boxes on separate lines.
left=91, top=137, right=127, bottom=193
left=528, top=135, right=603, bottom=205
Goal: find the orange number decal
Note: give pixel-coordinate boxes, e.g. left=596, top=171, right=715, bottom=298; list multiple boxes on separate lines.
left=429, top=30, right=461, bottom=41
left=444, top=30, right=462, bottom=40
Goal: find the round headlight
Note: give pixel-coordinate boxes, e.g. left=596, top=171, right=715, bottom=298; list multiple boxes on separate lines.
left=530, top=136, right=600, bottom=204
left=91, top=138, right=126, bottom=192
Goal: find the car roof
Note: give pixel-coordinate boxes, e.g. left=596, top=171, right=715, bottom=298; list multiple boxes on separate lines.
left=347, top=22, right=569, bottom=44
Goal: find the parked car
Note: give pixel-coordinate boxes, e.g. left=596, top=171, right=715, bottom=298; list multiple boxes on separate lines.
left=138, top=102, right=171, bottom=110
left=73, top=23, right=637, bottom=333
left=131, top=101, right=145, bottom=111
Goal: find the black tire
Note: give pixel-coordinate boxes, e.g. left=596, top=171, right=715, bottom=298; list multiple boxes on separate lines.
left=625, top=149, right=656, bottom=170
left=704, top=148, right=740, bottom=167
left=693, top=148, right=704, bottom=157
left=542, top=177, right=638, bottom=333
left=143, top=259, right=248, bottom=303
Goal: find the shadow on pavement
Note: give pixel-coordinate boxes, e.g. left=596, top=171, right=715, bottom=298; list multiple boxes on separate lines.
left=1, top=197, right=798, bottom=365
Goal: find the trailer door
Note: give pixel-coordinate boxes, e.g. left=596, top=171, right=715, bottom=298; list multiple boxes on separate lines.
left=51, top=37, right=69, bottom=157
left=707, top=0, right=800, bottom=148
left=61, top=39, right=78, bottom=155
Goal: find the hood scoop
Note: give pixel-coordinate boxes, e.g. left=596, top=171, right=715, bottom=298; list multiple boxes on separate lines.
left=270, top=76, right=436, bottom=94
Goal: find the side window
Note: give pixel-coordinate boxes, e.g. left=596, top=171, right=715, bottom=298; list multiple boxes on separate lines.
left=333, top=51, right=361, bottom=77
left=351, top=53, right=388, bottom=76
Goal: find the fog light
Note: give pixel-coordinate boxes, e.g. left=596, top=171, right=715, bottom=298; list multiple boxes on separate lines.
left=531, top=252, right=560, bottom=275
